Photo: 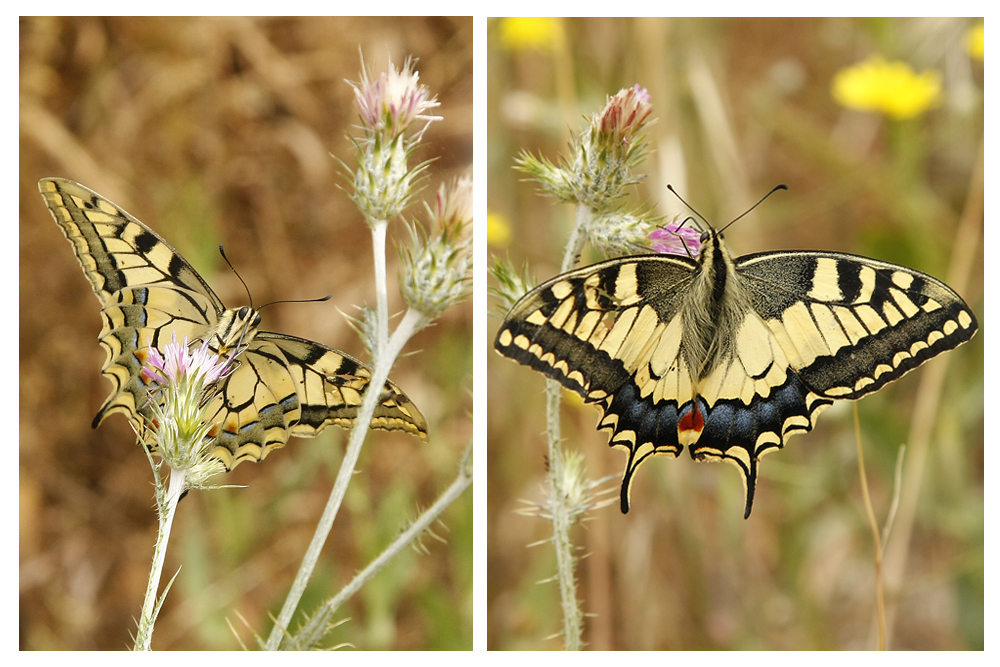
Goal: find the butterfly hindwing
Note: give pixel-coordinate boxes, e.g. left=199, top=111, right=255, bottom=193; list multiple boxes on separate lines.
left=42, top=177, right=428, bottom=469
left=94, top=284, right=223, bottom=429
left=495, top=236, right=977, bottom=517
left=256, top=334, right=424, bottom=434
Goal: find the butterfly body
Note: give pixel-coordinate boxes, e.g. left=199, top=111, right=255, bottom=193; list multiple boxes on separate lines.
left=495, top=226, right=977, bottom=517
left=42, top=177, right=427, bottom=470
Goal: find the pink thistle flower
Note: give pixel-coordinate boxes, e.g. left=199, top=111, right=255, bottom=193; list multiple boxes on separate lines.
left=649, top=221, right=702, bottom=259
left=431, top=175, right=473, bottom=228
left=138, top=332, right=234, bottom=479
left=351, top=56, right=441, bottom=139
left=142, top=333, right=232, bottom=389
left=599, top=84, right=653, bottom=146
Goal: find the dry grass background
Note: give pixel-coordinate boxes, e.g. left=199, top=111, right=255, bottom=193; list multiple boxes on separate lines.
left=20, top=16, right=472, bottom=650
left=486, top=17, right=982, bottom=650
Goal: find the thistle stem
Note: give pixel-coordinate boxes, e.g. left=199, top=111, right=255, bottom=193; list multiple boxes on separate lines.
left=285, top=442, right=472, bottom=649
left=545, top=379, right=583, bottom=649
left=542, top=204, right=593, bottom=650
left=134, top=467, right=185, bottom=651
left=561, top=206, right=592, bottom=272
left=265, top=304, right=425, bottom=650
left=372, top=218, right=390, bottom=355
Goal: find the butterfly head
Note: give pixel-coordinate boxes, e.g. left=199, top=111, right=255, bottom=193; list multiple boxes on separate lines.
left=212, top=306, right=262, bottom=359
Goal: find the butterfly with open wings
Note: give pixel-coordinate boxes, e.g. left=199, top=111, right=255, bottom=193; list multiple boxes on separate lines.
left=495, top=205, right=977, bottom=517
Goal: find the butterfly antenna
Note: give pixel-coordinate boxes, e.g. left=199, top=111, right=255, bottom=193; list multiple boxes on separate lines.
left=218, top=244, right=254, bottom=309
left=675, top=219, right=698, bottom=258
left=258, top=294, right=333, bottom=311
left=666, top=185, right=709, bottom=229
left=718, top=184, right=787, bottom=234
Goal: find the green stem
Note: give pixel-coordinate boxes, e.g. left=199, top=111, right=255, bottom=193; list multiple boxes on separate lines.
left=134, top=467, right=184, bottom=651
left=561, top=206, right=592, bottom=272
left=371, top=218, right=390, bottom=356
left=286, top=443, right=473, bottom=649
left=544, top=204, right=593, bottom=650
left=545, top=379, right=583, bottom=650
left=265, top=308, right=426, bottom=650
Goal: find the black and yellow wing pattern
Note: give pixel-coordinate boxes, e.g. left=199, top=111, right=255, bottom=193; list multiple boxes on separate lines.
left=41, top=177, right=427, bottom=469
left=495, top=228, right=977, bottom=517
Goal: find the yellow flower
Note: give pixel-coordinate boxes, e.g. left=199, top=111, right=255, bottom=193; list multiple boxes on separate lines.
left=487, top=212, right=512, bottom=248
left=966, top=23, right=984, bottom=60
left=498, top=17, right=564, bottom=52
left=832, top=56, right=942, bottom=120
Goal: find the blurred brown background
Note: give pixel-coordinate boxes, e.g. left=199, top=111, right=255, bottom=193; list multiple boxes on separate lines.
left=20, top=16, right=472, bottom=650
left=487, top=17, right=982, bottom=650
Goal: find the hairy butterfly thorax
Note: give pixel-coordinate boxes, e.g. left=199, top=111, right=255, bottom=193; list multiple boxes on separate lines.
left=209, top=306, right=262, bottom=359
left=495, top=206, right=977, bottom=518
left=41, top=177, right=428, bottom=471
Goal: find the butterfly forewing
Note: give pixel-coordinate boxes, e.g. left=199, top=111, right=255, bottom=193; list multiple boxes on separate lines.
left=496, top=256, right=696, bottom=399
left=737, top=250, right=977, bottom=399
left=40, top=178, right=225, bottom=311
left=41, top=177, right=428, bottom=469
